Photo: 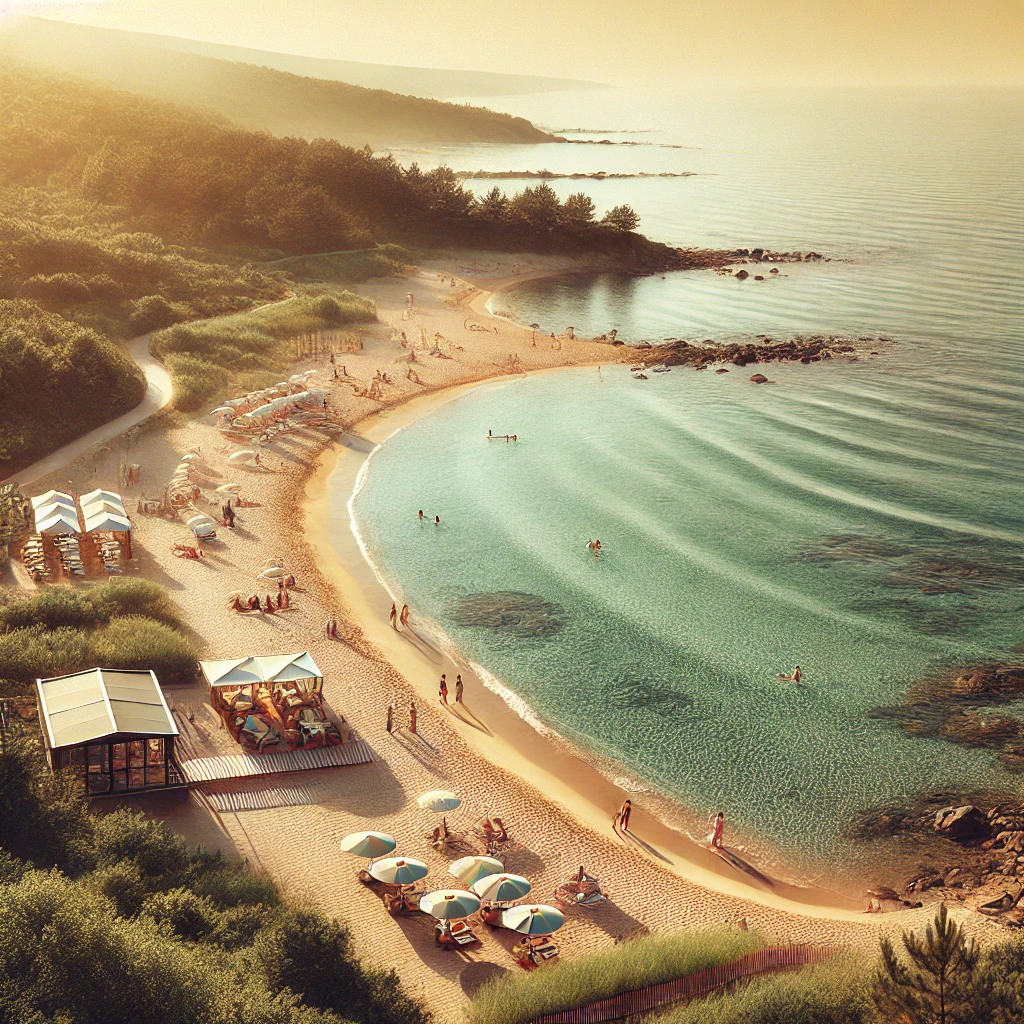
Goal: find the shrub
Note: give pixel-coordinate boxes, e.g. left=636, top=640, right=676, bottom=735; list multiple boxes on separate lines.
left=93, top=615, right=195, bottom=683
left=89, top=859, right=149, bottom=917
left=190, top=866, right=278, bottom=909
left=128, top=293, right=191, bottom=334
left=142, top=888, right=218, bottom=941
left=663, top=958, right=878, bottom=1024
left=469, top=928, right=765, bottom=1024
left=93, top=808, right=190, bottom=878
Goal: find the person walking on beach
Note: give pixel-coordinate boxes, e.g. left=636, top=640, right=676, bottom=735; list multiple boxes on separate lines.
left=439, top=675, right=448, bottom=704
left=389, top=603, right=397, bottom=629
left=616, top=799, right=632, bottom=833
left=434, top=515, right=440, bottom=525
left=400, top=604, right=410, bottom=628
left=710, top=811, right=725, bottom=850
left=455, top=674, right=464, bottom=703
left=409, top=703, right=417, bottom=734
left=386, top=703, right=394, bottom=734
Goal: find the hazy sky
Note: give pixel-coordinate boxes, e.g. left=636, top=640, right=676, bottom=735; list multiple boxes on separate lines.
left=18, top=0, right=1024, bottom=87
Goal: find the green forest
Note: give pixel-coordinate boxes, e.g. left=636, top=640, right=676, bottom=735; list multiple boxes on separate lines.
left=0, top=61, right=654, bottom=474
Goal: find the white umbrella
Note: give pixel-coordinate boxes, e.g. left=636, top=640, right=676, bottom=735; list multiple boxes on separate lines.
left=340, top=831, right=397, bottom=861
left=417, top=790, right=460, bottom=812
left=181, top=453, right=201, bottom=462
left=472, top=873, right=532, bottom=902
left=228, top=450, right=256, bottom=463
left=258, top=566, right=289, bottom=579
left=192, top=523, right=216, bottom=538
left=419, top=889, right=481, bottom=920
left=448, top=856, right=504, bottom=886
left=187, top=515, right=215, bottom=527
left=215, top=483, right=242, bottom=494
left=501, top=904, right=565, bottom=935
left=369, top=857, right=429, bottom=886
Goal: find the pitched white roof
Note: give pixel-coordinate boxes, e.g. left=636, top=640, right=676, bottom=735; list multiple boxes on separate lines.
left=36, top=509, right=81, bottom=535
left=83, top=511, right=132, bottom=534
left=79, top=489, right=124, bottom=510
left=31, top=490, right=74, bottom=511
left=36, top=668, right=178, bottom=749
left=199, top=652, right=323, bottom=688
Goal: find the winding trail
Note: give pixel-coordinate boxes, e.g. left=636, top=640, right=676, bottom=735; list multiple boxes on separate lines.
left=0, top=333, right=172, bottom=488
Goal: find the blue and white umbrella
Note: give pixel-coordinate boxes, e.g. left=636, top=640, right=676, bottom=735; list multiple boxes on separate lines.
left=340, top=831, right=397, bottom=862
left=417, top=790, right=460, bottom=812
left=419, top=889, right=481, bottom=920
left=471, top=873, right=532, bottom=902
left=501, top=904, right=565, bottom=935
left=448, top=856, right=504, bottom=886
left=369, top=857, right=429, bottom=886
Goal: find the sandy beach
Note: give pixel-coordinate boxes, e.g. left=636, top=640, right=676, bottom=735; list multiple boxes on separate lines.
left=21, top=251, right=997, bottom=1020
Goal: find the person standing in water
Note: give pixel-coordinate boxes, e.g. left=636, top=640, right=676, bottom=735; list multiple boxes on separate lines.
left=439, top=675, right=448, bottom=704
left=777, top=666, right=802, bottom=684
left=418, top=509, right=424, bottom=520
left=400, top=604, right=410, bottom=628
left=455, top=675, right=464, bottom=703
left=434, top=515, right=440, bottom=525
left=710, top=811, right=725, bottom=849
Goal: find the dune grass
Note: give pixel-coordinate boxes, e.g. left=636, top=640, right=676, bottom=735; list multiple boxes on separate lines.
left=151, top=290, right=376, bottom=411
left=266, top=244, right=416, bottom=284
left=468, top=928, right=766, bottom=1024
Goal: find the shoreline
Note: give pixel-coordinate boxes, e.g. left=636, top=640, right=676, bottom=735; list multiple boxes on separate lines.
left=302, top=363, right=865, bottom=920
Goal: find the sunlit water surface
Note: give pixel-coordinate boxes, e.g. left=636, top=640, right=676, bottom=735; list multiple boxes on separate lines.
left=346, top=88, right=1024, bottom=873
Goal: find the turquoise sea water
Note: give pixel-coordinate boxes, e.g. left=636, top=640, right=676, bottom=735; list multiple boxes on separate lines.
left=349, top=88, right=1024, bottom=871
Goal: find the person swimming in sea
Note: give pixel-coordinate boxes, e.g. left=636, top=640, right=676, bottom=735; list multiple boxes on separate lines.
left=777, top=665, right=802, bottom=684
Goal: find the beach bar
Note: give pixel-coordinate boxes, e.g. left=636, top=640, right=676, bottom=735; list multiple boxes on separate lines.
left=36, top=668, right=184, bottom=796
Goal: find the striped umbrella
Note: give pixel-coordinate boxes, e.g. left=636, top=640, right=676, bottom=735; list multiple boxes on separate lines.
left=471, top=873, right=532, bottom=902
left=419, top=889, right=481, bottom=920
left=369, top=857, right=429, bottom=886
left=448, top=856, right=503, bottom=886
left=340, top=831, right=397, bottom=863
left=501, top=904, right=565, bottom=935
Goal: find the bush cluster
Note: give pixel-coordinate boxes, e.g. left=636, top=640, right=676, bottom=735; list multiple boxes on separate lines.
left=151, top=290, right=376, bottom=410
left=0, top=731, right=428, bottom=1024
left=0, top=580, right=194, bottom=693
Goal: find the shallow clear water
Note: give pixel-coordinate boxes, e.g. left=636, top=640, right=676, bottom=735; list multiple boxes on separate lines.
left=350, top=88, right=1024, bottom=869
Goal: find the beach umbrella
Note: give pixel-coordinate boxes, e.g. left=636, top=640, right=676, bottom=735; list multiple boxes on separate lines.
left=187, top=515, right=215, bottom=527
left=472, top=873, right=532, bottom=902
left=258, top=566, right=289, bottom=579
left=448, top=856, right=503, bottom=886
left=181, top=453, right=200, bottom=462
left=340, top=831, right=397, bottom=861
left=228, top=450, right=256, bottom=463
left=192, top=523, right=216, bottom=538
left=417, top=790, right=460, bottom=812
left=501, top=904, right=565, bottom=935
left=216, top=483, right=242, bottom=494
left=369, top=857, right=429, bottom=886
left=419, top=889, right=481, bottom=920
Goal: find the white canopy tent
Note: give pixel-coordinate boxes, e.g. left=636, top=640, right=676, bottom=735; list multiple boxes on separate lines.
left=83, top=511, right=132, bottom=534
left=200, top=652, right=323, bottom=689
left=79, top=489, right=124, bottom=510
left=36, top=509, right=81, bottom=535
left=31, top=490, right=75, bottom=511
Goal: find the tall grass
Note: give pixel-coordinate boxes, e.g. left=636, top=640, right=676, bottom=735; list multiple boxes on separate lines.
left=152, top=290, right=376, bottom=411
left=468, top=928, right=766, bottom=1024
left=266, top=244, right=415, bottom=284
left=660, top=957, right=878, bottom=1024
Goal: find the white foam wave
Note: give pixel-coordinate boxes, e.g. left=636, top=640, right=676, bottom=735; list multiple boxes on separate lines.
left=468, top=661, right=559, bottom=738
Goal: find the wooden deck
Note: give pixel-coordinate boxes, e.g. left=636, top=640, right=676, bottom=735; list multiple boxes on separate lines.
left=179, top=739, right=374, bottom=784
left=203, top=783, right=319, bottom=813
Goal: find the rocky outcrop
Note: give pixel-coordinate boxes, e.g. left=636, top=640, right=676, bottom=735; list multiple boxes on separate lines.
left=935, top=805, right=991, bottom=841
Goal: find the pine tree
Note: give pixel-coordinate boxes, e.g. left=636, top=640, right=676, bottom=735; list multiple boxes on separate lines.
left=873, top=904, right=979, bottom=1024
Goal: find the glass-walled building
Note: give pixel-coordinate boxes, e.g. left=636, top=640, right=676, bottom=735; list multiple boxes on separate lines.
left=36, top=668, right=184, bottom=796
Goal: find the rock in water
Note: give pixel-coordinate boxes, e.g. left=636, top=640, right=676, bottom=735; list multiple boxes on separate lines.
left=936, top=805, right=991, bottom=841
left=750, top=373, right=769, bottom=383
left=451, top=592, right=566, bottom=637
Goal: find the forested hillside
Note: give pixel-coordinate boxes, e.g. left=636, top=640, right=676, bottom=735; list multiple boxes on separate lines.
left=0, top=63, right=658, bottom=475
left=1, top=17, right=558, bottom=146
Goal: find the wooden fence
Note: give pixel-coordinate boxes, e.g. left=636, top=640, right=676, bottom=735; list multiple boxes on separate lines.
left=534, top=944, right=835, bottom=1024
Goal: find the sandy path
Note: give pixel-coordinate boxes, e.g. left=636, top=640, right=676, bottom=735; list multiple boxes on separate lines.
left=18, top=253, right=997, bottom=1021
left=1, top=334, right=171, bottom=488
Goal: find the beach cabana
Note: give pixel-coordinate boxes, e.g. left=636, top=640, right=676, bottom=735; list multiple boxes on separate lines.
left=31, top=490, right=75, bottom=512
left=79, top=489, right=124, bottom=510
left=36, top=668, right=183, bottom=796
left=200, top=653, right=341, bottom=751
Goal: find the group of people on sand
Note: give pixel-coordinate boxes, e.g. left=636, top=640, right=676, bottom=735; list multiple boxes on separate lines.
left=389, top=602, right=411, bottom=630
left=438, top=672, right=465, bottom=705
left=417, top=509, right=441, bottom=525
left=487, top=430, right=518, bottom=442
left=475, top=812, right=509, bottom=844
left=231, top=577, right=295, bottom=614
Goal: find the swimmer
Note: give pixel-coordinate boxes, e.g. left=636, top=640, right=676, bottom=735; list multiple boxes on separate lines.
left=777, top=665, right=802, bottom=684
